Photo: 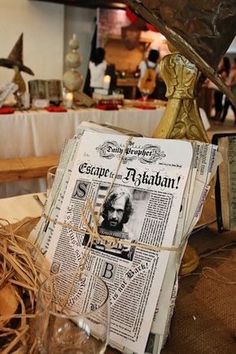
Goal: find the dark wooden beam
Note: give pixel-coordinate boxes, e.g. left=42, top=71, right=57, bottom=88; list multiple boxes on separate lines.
left=31, top=0, right=127, bottom=9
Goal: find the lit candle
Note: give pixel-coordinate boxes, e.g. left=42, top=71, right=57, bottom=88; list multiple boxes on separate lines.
left=65, top=92, right=73, bottom=108
left=103, top=75, right=111, bottom=90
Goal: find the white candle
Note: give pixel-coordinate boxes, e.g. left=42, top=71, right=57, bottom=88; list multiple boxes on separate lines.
left=65, top=92, right=73, bottom=108
left=103, top=75, right=111, bottom=90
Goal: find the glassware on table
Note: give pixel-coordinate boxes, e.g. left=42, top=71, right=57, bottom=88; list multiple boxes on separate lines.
left=46, top=165, right=57, bottom=197
left=140, top=88, right=153, bottom=102
left=34, top=270, right=110, bottom=354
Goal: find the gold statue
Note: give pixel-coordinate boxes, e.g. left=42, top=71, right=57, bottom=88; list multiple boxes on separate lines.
left=153, top=45, right=209, bottom=142
left=152, top=44, right=208, bottom=273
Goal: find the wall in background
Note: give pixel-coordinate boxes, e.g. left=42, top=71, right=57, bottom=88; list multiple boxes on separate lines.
left=0, top=1, right=235, bottom=90
left=0, top=1, right=95, bottom=90
left=227, top=37, right=236, bottom=54
left=0, top=0, right=64, bottom=85
left=97, top=9, right=169, bottom=74
left=227, top=37, right=236, bottom=63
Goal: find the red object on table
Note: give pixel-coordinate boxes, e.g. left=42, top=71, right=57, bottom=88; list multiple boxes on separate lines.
left=137, top=98, right=155, bottom=102
left=96, top=104, right=119, bottom=111
left=133, top=105, right=156, bottom=110
left=125, top=7, right=159, bottom=32
left=0, top=107, right=15, bottom=114
left=99, top=99, right=123, bottom=106
left=45, top=106, right=67, bottom=112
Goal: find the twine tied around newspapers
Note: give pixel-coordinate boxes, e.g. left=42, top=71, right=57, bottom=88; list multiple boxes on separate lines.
left=42, top=135, right=183, bottom=265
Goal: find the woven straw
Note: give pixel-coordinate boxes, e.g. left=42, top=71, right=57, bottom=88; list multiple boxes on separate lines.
left=162, top=249, right=236, bottom=354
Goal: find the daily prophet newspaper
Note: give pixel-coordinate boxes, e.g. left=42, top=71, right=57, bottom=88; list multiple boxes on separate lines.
left=30, top=124, right=219, bottom=354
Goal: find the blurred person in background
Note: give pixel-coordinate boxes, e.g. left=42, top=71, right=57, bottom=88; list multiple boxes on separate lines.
left=220, top=57, right=236, bottom=123
left=88, top=47, right=107, bottom=96
left=213, top=56, right=231, bottom=120
left=136, top=49, right=160, bottom=99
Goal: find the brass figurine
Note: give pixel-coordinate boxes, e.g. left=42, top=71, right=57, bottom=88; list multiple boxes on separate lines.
left=153, top=47, right=209, bottom=142
left=152, top=45, right=207, bottom=273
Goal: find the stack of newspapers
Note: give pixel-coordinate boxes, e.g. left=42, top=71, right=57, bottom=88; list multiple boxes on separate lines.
left=30, top=121, right=219, bottom=354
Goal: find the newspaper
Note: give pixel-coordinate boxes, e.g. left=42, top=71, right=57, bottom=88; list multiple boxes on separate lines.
left=30, top=122, right=219, bottom=354
left=31, top=128, right=194, bottom=354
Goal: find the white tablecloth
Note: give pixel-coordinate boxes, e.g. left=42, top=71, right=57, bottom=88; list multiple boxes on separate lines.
left=0, top=107, right=165, bottom=197
left=0, top=108, right=165, bottom=158
left=0, top=106, right=209, bottom=198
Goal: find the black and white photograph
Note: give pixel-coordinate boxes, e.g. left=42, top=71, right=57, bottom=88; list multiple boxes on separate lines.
left=82, top=184, right=150, bottom=260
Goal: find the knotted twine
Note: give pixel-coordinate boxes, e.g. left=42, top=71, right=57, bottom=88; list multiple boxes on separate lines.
left=42, top=135, right=184, bottom=311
